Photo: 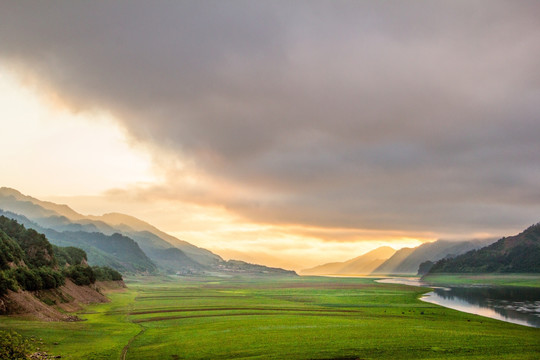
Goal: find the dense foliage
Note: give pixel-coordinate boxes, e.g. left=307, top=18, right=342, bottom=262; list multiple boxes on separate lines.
left=0, top=271, right=17, bottom=296
left=0, top=216, right=56, bottom=268
left=53, top=245, right=87, bottom=267
left=429, top=223, right=540, bottom=273
left=0, top=230, right=25, bottom=270
left=8, top=267, right=65, bottom=291
left=62, top=265, right=96, bottom=286
left=92, top=266, right=123, bottom=281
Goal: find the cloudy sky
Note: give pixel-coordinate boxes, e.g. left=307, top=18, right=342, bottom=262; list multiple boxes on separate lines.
left=1, top=1, right=539, bottom=270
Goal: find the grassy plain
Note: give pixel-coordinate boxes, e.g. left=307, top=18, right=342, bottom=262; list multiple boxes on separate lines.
left=1, top=275, right=539, bottom=359
left=422, top=273, right=540, bottom=288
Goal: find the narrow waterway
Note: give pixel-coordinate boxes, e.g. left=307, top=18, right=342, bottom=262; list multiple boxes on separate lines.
left=377, top=277, right=540, bottom=328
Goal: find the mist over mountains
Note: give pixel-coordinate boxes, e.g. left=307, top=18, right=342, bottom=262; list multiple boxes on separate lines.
left=301, top=246, right=396, bottom=275
left=2, top=187, right=537, bottom=278
left=302, top=238, right=497, bottom=276
left=429, top=223, right=540, bottom=273
left=0, top=188, right=296, bottom=277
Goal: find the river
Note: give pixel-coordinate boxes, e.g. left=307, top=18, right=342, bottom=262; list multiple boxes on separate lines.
left=377, top=277, right=540, bottom=328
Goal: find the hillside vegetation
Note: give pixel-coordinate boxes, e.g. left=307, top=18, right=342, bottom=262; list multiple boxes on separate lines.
left=0, top=216, right=121, bottom=297
left=429, top=223, right=540, bottom=273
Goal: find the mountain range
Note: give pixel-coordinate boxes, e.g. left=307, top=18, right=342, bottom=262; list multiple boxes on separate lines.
left=300, top=246, right=396, bottom=275
left=0, top=188, right=296, bottom=276
left=302, top=238, right=497, bottom=276
left=371, top=238, right=496, bottom=274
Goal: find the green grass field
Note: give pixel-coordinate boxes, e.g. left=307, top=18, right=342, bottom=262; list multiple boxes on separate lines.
left=422, top=273, right=540, bottom=288
left=1, top=275, right=539, bottom=359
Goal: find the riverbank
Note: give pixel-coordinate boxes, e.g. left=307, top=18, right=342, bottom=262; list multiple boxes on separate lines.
left=422, top=273, right=540, bottom=288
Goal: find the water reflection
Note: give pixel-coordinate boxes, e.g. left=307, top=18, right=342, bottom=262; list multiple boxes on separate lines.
left=422, top=286, right=540, bottom=328
left=376, top=277, right=427, bottom=287
left=377, top=278, right=540, bottom=328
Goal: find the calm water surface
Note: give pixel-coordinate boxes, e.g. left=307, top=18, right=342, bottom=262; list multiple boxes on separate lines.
left=377, top=277, right=540, bottom=328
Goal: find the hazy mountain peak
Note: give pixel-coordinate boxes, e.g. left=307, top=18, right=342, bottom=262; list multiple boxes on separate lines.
left=0, top=187, right=84, bottom=220
left=93, top=212, right=158, bottom=232
left=0, top=188, right=228, bottom=270
left=300, top=245, right=396, bottom=275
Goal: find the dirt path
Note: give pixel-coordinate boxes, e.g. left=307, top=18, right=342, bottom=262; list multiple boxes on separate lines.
left=121, top=326, right=146, bottom=360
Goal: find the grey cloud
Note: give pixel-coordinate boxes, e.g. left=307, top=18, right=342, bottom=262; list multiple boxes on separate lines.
left=1, top=1, right=540, bottom=238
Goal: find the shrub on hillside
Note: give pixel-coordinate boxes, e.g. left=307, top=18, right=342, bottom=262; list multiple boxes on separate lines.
left=63, top=264, right=96, bottom=286
left=92, top=266, right=123, bottom=281
left=35, top=267, right=65, bottom=289
left=0, top=216, right=56, bottom=268
left=9, top=267, right=42, bottom=291
left=5, top=267, right=65, bottom=291
left=0, top=271, right=18, bottom=296
left=53, top=245, right=87, bottom=267
left=0, top=230, right=25, bottom=270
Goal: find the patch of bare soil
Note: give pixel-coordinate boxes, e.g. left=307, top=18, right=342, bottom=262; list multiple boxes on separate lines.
left=52, top=279, right=108, bottom=312
left=1, top=279, right=113, bottom=321
left=2, top=290, right=77, bottom=321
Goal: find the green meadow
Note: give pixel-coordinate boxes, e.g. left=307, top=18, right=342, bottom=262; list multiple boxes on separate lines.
left=422, top=273, right=540, bottom=288
left=1, top=276, right=539, bottom=359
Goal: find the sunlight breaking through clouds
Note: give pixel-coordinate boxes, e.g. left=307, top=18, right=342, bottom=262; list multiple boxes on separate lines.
left=1, top=1, right=539, bottom=269
left=0, top=68, right=157, bottom=196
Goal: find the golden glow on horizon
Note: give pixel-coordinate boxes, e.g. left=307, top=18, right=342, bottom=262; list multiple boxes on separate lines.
left=50, top=192, right=429, bottom=270
left=2, top=67, right=433, bottom=271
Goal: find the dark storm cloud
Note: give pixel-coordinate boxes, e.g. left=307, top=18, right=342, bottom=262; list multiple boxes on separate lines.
left=1, top=1, right=540, bottom=237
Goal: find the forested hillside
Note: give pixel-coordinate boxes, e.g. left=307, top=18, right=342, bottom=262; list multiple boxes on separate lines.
left=429, top=223, right=540, bottom=273
left=0, top=216, right=122, bottom=297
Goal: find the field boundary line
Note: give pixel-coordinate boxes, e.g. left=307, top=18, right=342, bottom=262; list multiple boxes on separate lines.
left=121, top=326, right=146, bottom=360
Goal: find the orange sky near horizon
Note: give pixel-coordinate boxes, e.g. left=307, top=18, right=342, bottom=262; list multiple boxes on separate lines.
left=0, top=67, right=434, bottom=270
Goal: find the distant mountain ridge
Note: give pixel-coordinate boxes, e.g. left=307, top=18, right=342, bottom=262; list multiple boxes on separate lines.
left=371, top=247, right=416, bottom=274
left=303, top=237, right=498, bottom=276
left=301, top=246, right=396, bottom=275
left=0, top=209, right=157, bottom=274
left=428, top=223, right=540, bottom=273
left=0, top=188, right=296, bottom=276
left=372, top=238, right=497, bottom=274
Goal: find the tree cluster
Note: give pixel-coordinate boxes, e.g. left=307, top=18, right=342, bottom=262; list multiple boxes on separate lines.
left=92, top=266, right=123, bottom=281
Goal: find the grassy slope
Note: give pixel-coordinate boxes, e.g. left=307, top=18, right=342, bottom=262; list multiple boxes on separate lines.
left=0, top=291, right=140, bottom=360
left=422, top=273, right=540, bottom=288
left=0, top=276, right=539, bottom=359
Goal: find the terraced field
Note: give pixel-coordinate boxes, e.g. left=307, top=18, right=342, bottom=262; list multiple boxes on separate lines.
left=1, top=276, right=539, bottom=359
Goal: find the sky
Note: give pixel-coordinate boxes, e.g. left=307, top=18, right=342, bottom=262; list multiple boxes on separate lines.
left=0, top=1, right=539, bottom=270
